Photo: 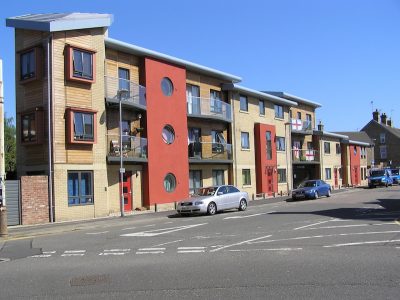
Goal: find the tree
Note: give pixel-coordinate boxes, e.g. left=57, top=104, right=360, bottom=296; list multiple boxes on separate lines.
left=4, top=116, right=16, bottom=178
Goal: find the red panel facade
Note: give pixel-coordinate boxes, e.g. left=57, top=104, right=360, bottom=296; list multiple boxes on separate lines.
left=349, top=144, right=361, bottom=186
left=254, top=123, right=278, bottom=196
left=142, top=58, right=189, bottom=206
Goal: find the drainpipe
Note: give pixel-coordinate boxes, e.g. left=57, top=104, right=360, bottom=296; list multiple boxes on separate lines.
left=47, top=35, right=54, bottom=223
left=231, top=91, right=238, bottom=187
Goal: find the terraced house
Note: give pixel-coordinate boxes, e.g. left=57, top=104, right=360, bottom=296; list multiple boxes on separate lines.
left=7, top=12, right=373, bottom=223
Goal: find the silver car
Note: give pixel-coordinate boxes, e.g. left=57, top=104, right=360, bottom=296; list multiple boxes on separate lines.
left=177, top=185, right=249, bottom=215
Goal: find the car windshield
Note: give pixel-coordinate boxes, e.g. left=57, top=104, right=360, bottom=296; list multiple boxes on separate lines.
left=299, top=181, right=317, bottom=188
left=195, top=187, right=217, bottom=196
left=371, top=170, right=385, bottom=177
left=391, top=169, right=399, bottom=175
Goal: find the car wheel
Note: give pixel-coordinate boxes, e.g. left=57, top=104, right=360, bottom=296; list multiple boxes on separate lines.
left=327, top=189, right=331, bottom=197
left=238, top=199, right=247, bottom=211
left=207, top=202, right=217, bottom=215
left=314, top=191, right=319, bottom=199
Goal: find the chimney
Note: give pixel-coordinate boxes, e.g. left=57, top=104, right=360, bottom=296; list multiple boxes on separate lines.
left=317, top=121, right=324, bottom=131
left=381, top=113, right=387, bottom=125
left=387, top=118, right=392, bottom=127
left=373, top=109, right=379, bottom=122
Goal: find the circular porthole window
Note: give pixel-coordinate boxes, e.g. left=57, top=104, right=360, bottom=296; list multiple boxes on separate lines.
left=164, top=173, right=176, bottom=193
left=162, top=125, right=175, bottom=144
left=161, top=77, right=173, bottom=96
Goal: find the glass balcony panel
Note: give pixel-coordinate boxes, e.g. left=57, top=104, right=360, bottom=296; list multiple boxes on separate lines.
left=108, top=135, right=148, bottom=160
left=188, top=141, right=232, bottom=161
left=292, top=149, right=319, bottom=162
left=291, top=119, right=313, bottom=131
left=105, top=76, right=146, bottom=108
left=187, top=96, right=232, bottom=122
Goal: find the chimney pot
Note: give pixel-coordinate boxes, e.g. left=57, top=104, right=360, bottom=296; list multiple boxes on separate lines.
left=317, top=121, right=324, bottom=131
left=381, top=113, right=387, bottom=125
left=387, top=118, right=392, bottom=127
left=373, top=109, right=379, bottom=122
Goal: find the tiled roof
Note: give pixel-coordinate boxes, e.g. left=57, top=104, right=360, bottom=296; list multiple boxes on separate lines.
left=334, top=131, right=374, bottom=144
left=361, top=120, right=400, bottom=139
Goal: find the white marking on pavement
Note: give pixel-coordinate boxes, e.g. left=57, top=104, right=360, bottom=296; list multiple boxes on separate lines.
left=324, top=239, right=400, bottom=248
left=136, top=251, right=164, bottom=254
left=224, top=211, right=275, bottom=220
left=61, top=250, right=86, bottom=257
left=99, top=252, right=125, bottom=256
left=164, top=221, right=174, bottom=224
left=178, top=247, right=206, bottom=250
left=228, top=248, right=303, bottom=252
left=152, top=240, right=183, bottom=247
left=138, top=248, right=166, bottom=251
left=305, top=222, right=397, bottom=230
left=142, top=224, right=156, bottom=227
left=178, top=250, right=205, bottom=253
left=293, top=220, right=332, bottom=230
left=30, top=254, right=52, bottom=258
left=121, top=227, right=136, bottom=231
left=121, top=223, right=207, bottom=237
left=64, top=250, right=86, bottom=253
left=210, top=235, right=272, bottom=252
left=43, top=251, right=56, bottom=254
left=86, top=231, right=109, bottom=235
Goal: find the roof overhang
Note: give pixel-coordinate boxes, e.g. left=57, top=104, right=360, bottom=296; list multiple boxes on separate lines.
left=347, top=140, right=372, bottom=147
left=222, top=84, right=297, bottom=106
left=263, top=91, right=322, bottom=108
left=314, top=130, right=349, bottom=139
left=6, top=13, right=113, bottom=32
left=105, top=37, right=242, bottom=83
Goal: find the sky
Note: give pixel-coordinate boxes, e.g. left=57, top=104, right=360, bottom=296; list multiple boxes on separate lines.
left=0, top=0, right=399, bottom=131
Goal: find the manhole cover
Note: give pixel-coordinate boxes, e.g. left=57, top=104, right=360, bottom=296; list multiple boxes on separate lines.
left=70, top=274, right=110, bottom=287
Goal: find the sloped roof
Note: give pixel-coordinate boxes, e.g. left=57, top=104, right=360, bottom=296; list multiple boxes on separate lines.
left=6, top=13, right=113, bottom=32
left=262, top=91, right=322, bottom=108
left=334, top=131, right=374, bottom=144
left=361, top=120, right=400, bottom=139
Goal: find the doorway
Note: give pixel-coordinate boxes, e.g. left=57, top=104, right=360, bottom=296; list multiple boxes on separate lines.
left=121, top=171, right=132, bottom=212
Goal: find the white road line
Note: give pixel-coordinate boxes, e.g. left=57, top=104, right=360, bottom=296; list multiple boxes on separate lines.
left=152, top=239, right=183, bottom=247
left=103, top=249, right=130, bottom=252
left=210, top=235, right=272, bottom=252
left=324, top=239, right=400, bottom=248
left=136, top=251, right=164, bottom=254
left=142, top=224, right=156, bottom=228
left=293, top=220, right=332, bottom=230
left=86, top=231, right=109, bottom=235
left=252, top=230, right=400, bottom=244
left=223, top=211, right=276, bottom=220
left=30, top=254, right=52, bottom=258
left=121, top=227, right=136, bottom=231
left=305, top=222, right=397, bottom=230
left=61, top=250, right=86, bottom=257
left=178, top=250, right=205, bottom=253
left=228, top=248, right=303, bottom=252
left=63, top=250, right=86, bottom=253
left=121, top=223, right=207, bottom=237
left=177, top=247, right=206, bottom=250
left=99, top=252, right=126, bottom=256
left=138, top=248, right=166, bottom=251
left=42, top=251, right=56, bottom=254
left=61, top=253, right=85, bottom=257
left=164, top=221, right=174, bottom=224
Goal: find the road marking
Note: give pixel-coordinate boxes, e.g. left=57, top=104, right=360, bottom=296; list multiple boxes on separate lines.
left=324, top=239, right=400, bottom=248
left=178, top=247, right=206, bottom=250
left=152, top=240, right=183, bottom=247
left=164, top=221, right=174, bottom=224
left=138, top=248, right=166, bottom=251
left=43, top=251, right=56, bottom=254
left=99, top=249, right=131, bottom=255
left=62, top=250, right=86, bottom=256
left=30, top=254, right=52, bottom=258
left=142, top=224, right=156, bottom=228
left=177, top=247, right=206, bottom=253
left=86, top=231, right=109, bottom=235
left=210, top=235, right=272, bottom=252
left=121, top=227, right=136, bottom=231
left=63, top=250, right=86, bottom=253
left=228, top=248, right=302, bottom=252
left=178, top=250, right=205, bottom=253
left=305, top=222, right=397, bottom=230
left=136, top=251, right=164, bottom=254
left=293, top=220, right=332, bottom=230
left=121, top=223, right=207, bottom=237
left=99, top=252, right=126, bottom=256
left=223, top=211, right=275, bottom=220
left=252, top=230, right=400, bottom=244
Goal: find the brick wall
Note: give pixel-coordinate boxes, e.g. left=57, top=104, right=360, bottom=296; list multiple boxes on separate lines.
left=21, top=175, right=49, bottom=225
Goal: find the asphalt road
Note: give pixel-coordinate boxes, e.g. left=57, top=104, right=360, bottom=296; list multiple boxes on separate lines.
left=1, top=187, right=400, bottom=299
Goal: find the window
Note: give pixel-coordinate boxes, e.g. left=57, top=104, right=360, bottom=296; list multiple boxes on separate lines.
left=336, top=143, right=341, bottom=154
left=20, top=49, right=38, bottom=81
left=162, top=125, right=175, bottom=144
left=242, top=169, right=251, bottom=185
left=306, top=114, right=312, bottom=130
left=259, top=100, right=265, bottom=115
left=72, top=49, right=93, bottom=80
left=189, top=170, right=202, bottom=194
left=274, top=105, right=284, bottom=118
left=380, top=145, right=387, bottom=159
left=240, top=95, right=248, bottom=111
left=353, top=146, right=357, bottom=156
left=164, top=173, right=176, bottom=192
left=324, top=142, right=331, bottom=154
left=380, top=133, right=386, bottom=144
left=212, top=170, right=225, bottom=186
left=266, top=131, right=272, bottom=160
left=339, top=168, right=342, bottom=179
left=325, top=168, right=332, bottom=180
left=118, top=68, right=130, bottom=99
left=210, top=90, right=222, bottom=113
left=227, top=186, right=239, bottom=193
left=161, top=77, right=173, bottom=96
left=289, top=110, right=292, bottom=119
left=67, top=108, right=97, bottom=144
left=278, top=169, right=286, bottom=183
left=211, top=130, right=226, bottom=153
left=276, top=137, right=285, bottom=151
left=68, top=171, right=93, bottom=206
left=22, top=113, right=36, bottom=142
left=241, top=132, right=250, bottom=149
left=297, top=112, right=302, bottom=120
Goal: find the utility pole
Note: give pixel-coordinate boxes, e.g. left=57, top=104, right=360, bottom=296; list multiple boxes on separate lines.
left=0, top=58, right=7, bottom=237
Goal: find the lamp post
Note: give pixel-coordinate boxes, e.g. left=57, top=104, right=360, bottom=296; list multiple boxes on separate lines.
left=0, top=59, right=7, bottom=237
left=284, top=121, right=292, bottom=196
left=118, top=89, right=129, bottom=217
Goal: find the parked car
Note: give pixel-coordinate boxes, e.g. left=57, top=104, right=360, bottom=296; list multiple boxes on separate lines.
left=389, top=168, right=400, bottom=184
left=176, top=185, right=249, bottom=215
left=291, top=180, right=331, bottom=200
left=368, top=169, right=393, bottom=188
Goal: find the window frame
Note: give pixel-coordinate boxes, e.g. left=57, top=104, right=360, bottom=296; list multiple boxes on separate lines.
left=241, top=132, right=250, bottom=150
left=210, top=89, right=223, bottom=114
left=259, top=100, right=265, bottom=115
left=380, top=133, right=386, bottom=144
left=239, top=95, right=248, bottom=112
left=211, top=130, right=226, bottom=153
left=325, top=168, right=332, bottom=180
left=66, top=45, right=96, bottom=84
left=336, top=143, right=341, bottom=155
left=212, top=169, right=225, bottom=186
left=274, top=104, right=284, bottom=119
left=20, top=108, right=44, bottom=145
left=67, top=108, right=97, bottom=144
left=19, top=47, right=42, bottom=83
left=278, top=169, right=287, bottom=183
left=189, top=170, right=202, bottom=195
left=276, top=136, right=285, bottom=152
left=67, top=171, right=94, bottom=206
left=242, top=169, right=251, bottom=186
left=324, top=142, right=331, bottom=154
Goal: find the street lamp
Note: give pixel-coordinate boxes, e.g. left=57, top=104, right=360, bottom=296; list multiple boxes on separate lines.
left=284, top=121, right=292, bottom=196
left=118, top=89, right=129, bottom=217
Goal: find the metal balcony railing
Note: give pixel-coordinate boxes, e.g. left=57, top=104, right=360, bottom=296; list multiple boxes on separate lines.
left=107, top=134, right=148, bottom=160
left=187, top=96, right=232, bottom=122
left=291, top=119, right=313, bottom=131
left=292, top=149, right=319, bottom=162
left=104, top=76, right=146, bottom=109
left=188, top=141, right=232, bottom=161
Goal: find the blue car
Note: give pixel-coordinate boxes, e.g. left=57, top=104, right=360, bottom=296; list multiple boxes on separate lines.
left=291, top=180, right=331, bottom=200
left=368, top=169, right=393, bottom=188
left=389, top=168, right=400, bottom=184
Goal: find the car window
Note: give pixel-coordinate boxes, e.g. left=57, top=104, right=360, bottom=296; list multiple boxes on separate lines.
left=304, top=181, right=316, bottom=187
left=228, top=186, right=239, bottom=193
left=217, top=186, right=228, bottom=195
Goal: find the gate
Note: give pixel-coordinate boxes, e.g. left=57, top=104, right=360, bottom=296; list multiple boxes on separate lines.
left=5, top=180, right=20, bottom=226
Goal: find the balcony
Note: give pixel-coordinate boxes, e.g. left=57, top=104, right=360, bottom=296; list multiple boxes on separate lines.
left=187, top=96, right=232, bottom=122
left=292, top=149, right=320, bottom=164
left=107, top=134, right=148, bottom=163
left=188, top=142, right=233, bottom=164
left=291, top=119, right=313, bottom=134
left=104, top=76, right=146, bottom=110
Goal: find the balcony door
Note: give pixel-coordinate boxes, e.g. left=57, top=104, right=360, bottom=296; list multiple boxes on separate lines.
left=186, top=84, right=200, bottom=115
left=188, top=127, right=202, bottom=158
left=118, top=68, right=130, bottom=99
left=189, top=170, right=202, bottom=194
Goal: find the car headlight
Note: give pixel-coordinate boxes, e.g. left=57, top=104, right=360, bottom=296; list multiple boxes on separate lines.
left=194, top=201, right=203, bottom=205
left=309, top=189, right=315, bottom=193
left=381, top=178, right=386, bottom=182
